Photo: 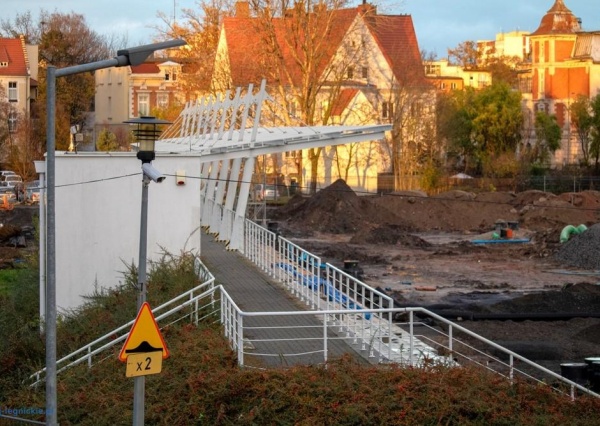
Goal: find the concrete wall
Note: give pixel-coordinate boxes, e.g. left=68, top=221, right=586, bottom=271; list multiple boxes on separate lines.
left=55, top=152, right=202, bottom=311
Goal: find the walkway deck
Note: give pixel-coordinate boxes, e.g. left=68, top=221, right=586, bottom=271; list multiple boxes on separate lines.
left=200, top=231, right=367, bottom=367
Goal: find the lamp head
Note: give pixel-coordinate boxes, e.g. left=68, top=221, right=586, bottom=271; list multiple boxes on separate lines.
left=124, top=116, right=172, bottom=163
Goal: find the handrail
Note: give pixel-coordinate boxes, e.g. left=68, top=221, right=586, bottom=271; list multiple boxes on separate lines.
left=27, top=233, right=600, bottom=401
left=29, top=258, right=216, bottom=385
left=240, top=219, right=600, bottom=399
left=411, top=307, right=599, bottom=397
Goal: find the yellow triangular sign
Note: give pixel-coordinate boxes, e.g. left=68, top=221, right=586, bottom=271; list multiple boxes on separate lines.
left=118, top=302, right=169, bottom=362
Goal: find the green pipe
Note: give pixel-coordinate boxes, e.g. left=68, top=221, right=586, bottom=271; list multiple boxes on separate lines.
left=560, top=224, right=588, bottom=243
left=560, top=225, right=577, bottom=243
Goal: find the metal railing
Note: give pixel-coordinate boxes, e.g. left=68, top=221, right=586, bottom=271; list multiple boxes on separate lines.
left=27, top=232, right=600, bottom=401
left=240, top=219, right=599, bottom=399
left=243, top=219, right=439, bottom=364
left=225, top=302, right=599, bottom=399
left=29, top=258, right=217, bottom=387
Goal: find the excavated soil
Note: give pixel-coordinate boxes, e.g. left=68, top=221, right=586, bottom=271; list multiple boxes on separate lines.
left=271, top=179, right=600, bottom=372
left=0, top=206, right=38, bottom=268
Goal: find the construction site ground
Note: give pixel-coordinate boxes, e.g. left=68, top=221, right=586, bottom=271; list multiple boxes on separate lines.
left=3, top=187, right=600, bottom=374
left=270, top=180, right=600, bottom=373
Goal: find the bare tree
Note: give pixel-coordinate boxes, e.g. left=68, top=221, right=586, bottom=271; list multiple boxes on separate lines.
left=238, top=0, right=362, bottom=193
left=375, top=27, right=433, bottom=191
left=156, top=0, right=235, bottom=97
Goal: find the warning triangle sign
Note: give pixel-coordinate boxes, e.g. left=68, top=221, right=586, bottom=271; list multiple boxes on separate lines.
left=118, top=302, right=169, bottom=362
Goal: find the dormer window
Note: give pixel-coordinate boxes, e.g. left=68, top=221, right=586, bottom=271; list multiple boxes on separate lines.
left=0, top=62, right=8, bottom=67
left=165, top=70, right=177, bottom=81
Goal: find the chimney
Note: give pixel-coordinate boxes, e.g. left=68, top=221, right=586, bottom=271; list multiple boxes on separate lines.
left=235, top=1, right=250, bottom=18
left=358, top=1, right=376, bottom=16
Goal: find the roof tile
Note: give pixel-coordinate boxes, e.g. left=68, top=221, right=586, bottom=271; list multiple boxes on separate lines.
left=0, top=38, right=28, bottom=76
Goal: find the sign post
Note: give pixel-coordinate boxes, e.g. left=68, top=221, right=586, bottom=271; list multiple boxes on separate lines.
left=119, top=302, right=169, bottom=422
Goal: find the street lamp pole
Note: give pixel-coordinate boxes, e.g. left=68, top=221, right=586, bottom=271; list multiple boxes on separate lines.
left=44, top=40, right=185, bottom=426
left=124, top=116, right=170, bottom=426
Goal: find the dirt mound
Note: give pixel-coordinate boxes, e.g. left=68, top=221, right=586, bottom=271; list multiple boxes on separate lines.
left=557, top=191, right=600, bottom=210
left=367, top=190, right=519, bottom=233
left=0, top=206, right=38, bottom=268
left=276, top=179, right=397, bottom=234
left=275, top=181, right=600, bottom=236
left=511, top=190, right=555, bottom=208
left=349, top=224, right=431, bottom=247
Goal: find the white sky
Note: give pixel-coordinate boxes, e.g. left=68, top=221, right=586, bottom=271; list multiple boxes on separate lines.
left=5, top=1, right=600, bottom=58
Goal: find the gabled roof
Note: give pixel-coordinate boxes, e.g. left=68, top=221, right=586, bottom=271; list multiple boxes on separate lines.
left=221, top=7, right=358, bottom=87
left=0, top=37, right=28, bottom=76
left=219, top=4, right=424, bottom=89
left=131, top=63, right=160, bottom=74
left=531, top=0, right=581, bottom=36
left=363, top=14, right=425, bottom=85
left=220, top=17, right=266, bottom=86
left=331, top=88, right=358, bottom=116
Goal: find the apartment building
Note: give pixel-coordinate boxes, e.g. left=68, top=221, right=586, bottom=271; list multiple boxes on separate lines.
left=94, top=58, right=184, bottom=144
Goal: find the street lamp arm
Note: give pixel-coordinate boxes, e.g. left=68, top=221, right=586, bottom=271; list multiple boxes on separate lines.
left=117, top=39, right=187, bottom=66
left=55, top=39, right=187, bottom=77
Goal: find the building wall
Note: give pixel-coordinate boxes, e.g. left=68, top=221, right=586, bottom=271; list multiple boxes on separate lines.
left=591, top=64, right=600, bottom=97
left=94, top=67, right=131, bottom=137
left=554, top=39, right=576, bottom=62
left=54, top=153, right=202, bottom=311
left=423, top=59, right=491, bottom=89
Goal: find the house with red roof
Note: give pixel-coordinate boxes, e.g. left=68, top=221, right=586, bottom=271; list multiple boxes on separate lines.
left=0, top=35, right=38, bottom=144
left=212, top=2, right=427, bottom=191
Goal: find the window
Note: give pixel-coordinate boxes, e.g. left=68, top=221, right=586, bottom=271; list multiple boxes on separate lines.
left=361, top=66, right=368, bottom=79
left=425, top=64, right=440, bottom=76
left=138, top=93, right=149, bottom=116
left=535, top=102, right=547, bottom=113
left=410, top=101, right=422, bottom=117
left=8, top=111, right=17, bottom=133
left=382, top=101, right=393, bottom=119
left=440, top=82, right=446, bottom=89
left=157, top=93, right=169, bottom=109
left=8, top=82, right=17, bottom=102
left=450, top=82, right=457, bottom=90
left=347, top=66, right=354, bottom=79
left=165, top=70, right=178, bottom=81
left=288, top=101, right=297, bottom=118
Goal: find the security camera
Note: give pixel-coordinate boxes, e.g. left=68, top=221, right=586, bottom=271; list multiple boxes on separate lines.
left=142, top=163, right=166, bottom=183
